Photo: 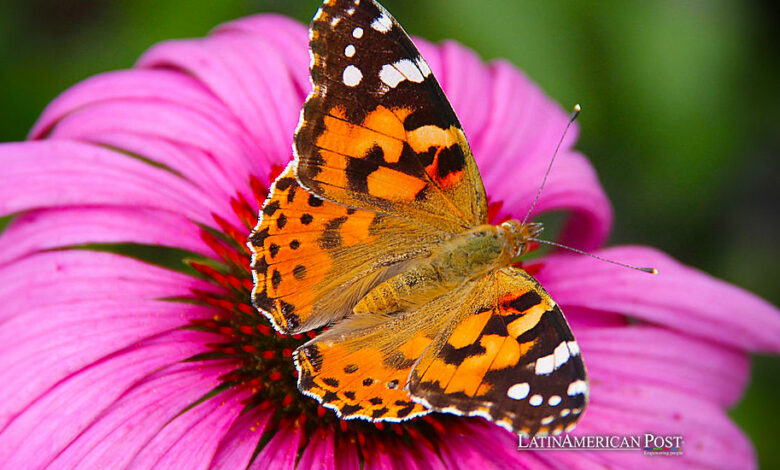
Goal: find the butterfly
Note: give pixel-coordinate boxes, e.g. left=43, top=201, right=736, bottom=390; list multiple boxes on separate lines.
left=248, top=0, right=587, bottom=437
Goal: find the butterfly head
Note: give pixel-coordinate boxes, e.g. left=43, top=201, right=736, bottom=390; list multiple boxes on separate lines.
left=499, top=220, right=543, bottom=257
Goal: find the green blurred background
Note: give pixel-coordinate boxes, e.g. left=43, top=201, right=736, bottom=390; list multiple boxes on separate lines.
left=0, top=0, right=777, bottom=466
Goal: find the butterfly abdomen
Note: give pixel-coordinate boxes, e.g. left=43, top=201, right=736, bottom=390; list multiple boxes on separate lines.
left=353, top=225, right=513, bottom=315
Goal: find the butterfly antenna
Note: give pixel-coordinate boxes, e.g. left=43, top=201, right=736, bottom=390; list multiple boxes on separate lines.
left=521, top=104, right=581, bottom=226
left=520, top=104, right=657, bottom=275
left=529, top=238, right=658, bottom=274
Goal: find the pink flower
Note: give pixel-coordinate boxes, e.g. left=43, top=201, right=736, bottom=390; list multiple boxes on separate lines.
left=1, top=12, right=778, bottom=470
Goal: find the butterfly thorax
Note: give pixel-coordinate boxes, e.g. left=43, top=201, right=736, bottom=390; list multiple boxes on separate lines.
left=353, top=220, right=542, bottom=315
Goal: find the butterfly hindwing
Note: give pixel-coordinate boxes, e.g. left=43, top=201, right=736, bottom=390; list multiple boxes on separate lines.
left=407, top=268, right=588, bottom=437
left=293, top=310, right=437, bottom=422
left=249, top=163, right=447, bottom=333
left=295, top=0, right=488, bottom=232
left=293, top=265, right=587, bottom=436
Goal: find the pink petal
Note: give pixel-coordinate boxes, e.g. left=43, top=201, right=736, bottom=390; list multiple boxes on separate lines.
left=129, top=389, right=248, bottom=469
left=532, top=450, right=612, bottom=470
left=578, top=382, right=755, bottom=469
left=294, top=427, right=336, bottom=470
left=49, top=361, right=229, bottom=468
left=212, top=407, right=274, bottom=470
left=30, top=69, right=260, bottom=203
left=0, top=251, right=218, bottom=428
left=30, top=70, right=223, bottom=139
left=213, top=15, right=310, bottom=96
left=579, top=326, right=749, bottom=406
left=0, top=207, right=208, bottom=265
left=138, top=27, right=305, bottom=173
left=362, top=443, right=395, bottom=470
left=0, top=141, right=231, bottom=225
left=473, top=60, right=578, bottom=179
left=438, top=421, right=549, bottom=470
left=0, top=250, right=217, bottom=323
left=249, top=420, right=302, bottom=470
left=539, top=246, right=780, bottom=352
left=334, top=434, right=361, bottom=470
left=390, top=439, right=448, bottom=470
left=47, top=101, right=259, bottom=208
left=0, top=330, right=218, bottom=468
left=563, top=306, right=630, bottom=329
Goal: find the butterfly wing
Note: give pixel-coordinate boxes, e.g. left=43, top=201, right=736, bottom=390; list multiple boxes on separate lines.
left=295, top=0, right=488, bottom=232
left=293, top=277, right=472, bottom=422
left=249, top=163, right=447, bottom=333
left=407, top=267, right=588, bottom=436
left=251, top=0, right=492, bottom=334
left=293, top=266, right=587, bottom=435
left=294, top=313, right=432, bottom=422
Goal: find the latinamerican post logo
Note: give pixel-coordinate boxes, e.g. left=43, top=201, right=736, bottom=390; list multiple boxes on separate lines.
left=518, top=433, right=683, bottom=456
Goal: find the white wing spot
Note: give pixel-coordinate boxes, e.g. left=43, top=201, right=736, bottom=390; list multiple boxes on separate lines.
left=553, top=341, right=571, bottom=369
left=529, top=394, right=543, bottom=407
left=342, top=65, right=363, bottom=87
left=352, top=27, right=364, bottom=38
left=548, top=395, right=562, bottom=406
left=560, top=408, right=571, bottom=417
left=507, top=382, right=530, bottom=400
left=371, top=12, right=393, bottom=33
left=378, top=59, right=427, bottom=89
left=395, top=58, right=425, bottom=82
left=565, top=422, right=578, bottom=433
left=541, top=416, right=554, bottom=425
left=567, top=380, right=588, bottom=396
left=346, top=7, right=355, bottom=15
left=330, top=16, right=341, bottom=27
left=535, top=354, right=555, bottom=375
left=344, top=44, right=356, bottom=58
left=567, top=341, right=580, bottom=356
left=379, top=63, right=406, bottom=88
left=536, top=341, right=573, bottom=375
left=416, top=57, right=432, bottom=77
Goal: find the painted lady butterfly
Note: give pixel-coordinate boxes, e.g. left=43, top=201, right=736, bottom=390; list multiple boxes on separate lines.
left=248, top=0, right=587, bottom=437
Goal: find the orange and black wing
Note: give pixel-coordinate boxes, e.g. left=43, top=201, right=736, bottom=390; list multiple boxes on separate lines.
left=249, top=164, right=445, bottom=334
left=293, top=266, right=587, bottom=435
left=408, top=268, right=588, bottom=437
left=293, top=310, right=435, bottom=423
left=250, top=0, right=491, bottom=334
left=292, top=273, right=473, bottom=423
left=295, top=0, right=488, bottom=232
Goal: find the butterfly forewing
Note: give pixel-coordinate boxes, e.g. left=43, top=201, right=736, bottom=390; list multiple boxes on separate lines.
left=249, top=163, right=447, bottom=333
left=295, top=0, right=488, bottom=231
